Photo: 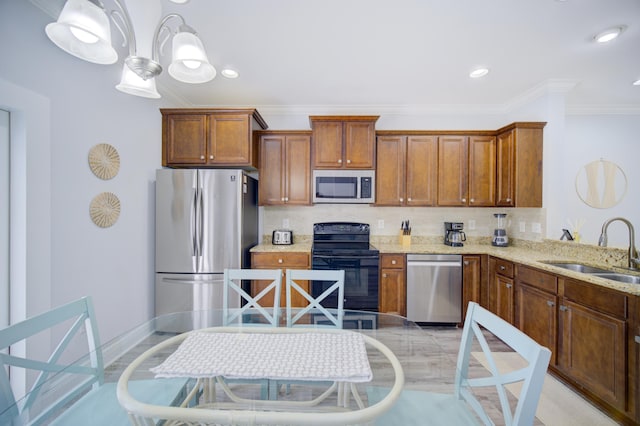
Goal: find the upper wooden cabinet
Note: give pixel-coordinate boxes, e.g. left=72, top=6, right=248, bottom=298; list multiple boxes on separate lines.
left=161, top=108, right=268, bottom=168
left=310, top=116, right=379, bottom=169
left=258, top=131, right=311, bottom=206
left=496, top=122, right=545, bottom=207
left=437, top=135, right=496, bottom=206
left=376, top=135, right=438, bottom=206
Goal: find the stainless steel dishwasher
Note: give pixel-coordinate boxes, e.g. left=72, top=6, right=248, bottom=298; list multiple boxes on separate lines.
left=406, top=254, right=462, bottom=323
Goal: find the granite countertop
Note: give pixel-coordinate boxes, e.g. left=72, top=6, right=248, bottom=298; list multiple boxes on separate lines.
left=251, top=239, right=640, bottom=296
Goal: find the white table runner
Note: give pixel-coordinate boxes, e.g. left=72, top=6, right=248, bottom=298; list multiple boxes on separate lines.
left=151, top=331, right=373, bottom=383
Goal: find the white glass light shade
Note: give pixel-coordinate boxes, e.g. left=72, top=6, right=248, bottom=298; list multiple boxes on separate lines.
left=168, top=32, right=216, bottom=83
left=45, top=0, right=117, bottom=65
left=116, top=64, right=161, bottom=99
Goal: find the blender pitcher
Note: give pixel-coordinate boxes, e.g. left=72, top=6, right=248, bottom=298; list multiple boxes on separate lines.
left=492, top=213, right=508, bottom=247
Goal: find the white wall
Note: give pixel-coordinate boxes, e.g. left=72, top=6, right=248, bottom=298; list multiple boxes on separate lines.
left=0, top=0, right=168, bottom=343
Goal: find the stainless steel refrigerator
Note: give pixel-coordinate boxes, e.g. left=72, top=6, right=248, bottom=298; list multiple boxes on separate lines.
left=155, top=169, right=258, bottom=325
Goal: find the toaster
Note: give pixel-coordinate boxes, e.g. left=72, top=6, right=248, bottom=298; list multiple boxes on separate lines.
left=272, top=229, right=293, bottom=245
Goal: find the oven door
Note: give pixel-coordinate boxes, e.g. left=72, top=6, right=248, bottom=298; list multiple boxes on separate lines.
left=311, top=254, right=379, bottom=311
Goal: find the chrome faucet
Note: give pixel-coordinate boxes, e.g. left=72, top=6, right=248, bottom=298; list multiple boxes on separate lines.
left=598, top=217, right=640, bottom=270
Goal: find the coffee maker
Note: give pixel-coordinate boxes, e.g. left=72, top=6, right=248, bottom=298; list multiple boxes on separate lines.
left=444, top=222, right=466, bottom=247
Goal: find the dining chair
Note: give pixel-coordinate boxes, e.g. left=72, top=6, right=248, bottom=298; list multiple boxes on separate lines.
left=285, top=269, right=345, bottom=328
left=223, top=268, right=282, bottom=326
left=0, top=297, right=191, bottom=426
left=221, top=268, right=282, bottom=400
left=369, top=301, right=552, bottom=425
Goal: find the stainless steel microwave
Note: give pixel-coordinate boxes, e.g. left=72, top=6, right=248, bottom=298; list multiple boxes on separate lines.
left=312, top=170, right=375, bottom=204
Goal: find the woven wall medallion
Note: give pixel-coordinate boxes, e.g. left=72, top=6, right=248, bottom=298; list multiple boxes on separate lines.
left=90, top=192, right=121, bottom=228
left=88, top=143, right=120, bottom=180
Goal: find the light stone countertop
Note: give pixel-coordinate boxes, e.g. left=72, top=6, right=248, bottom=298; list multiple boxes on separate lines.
left=251, top=238, right=640, bottom=296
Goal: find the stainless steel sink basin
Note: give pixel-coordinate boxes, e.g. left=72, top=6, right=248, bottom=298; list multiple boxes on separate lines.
left=541, top=262, right=610, bottom=274
left=591, top=272, right=640, bottom=284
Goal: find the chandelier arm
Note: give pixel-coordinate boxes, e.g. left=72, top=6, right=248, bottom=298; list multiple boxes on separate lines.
left=151, top=13, right=186, bottom=63
left=112, top=0, right=137, bottom=57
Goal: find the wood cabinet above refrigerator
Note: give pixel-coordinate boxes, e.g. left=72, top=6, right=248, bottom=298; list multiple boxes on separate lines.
left=161, top=108, right=268, bottom=169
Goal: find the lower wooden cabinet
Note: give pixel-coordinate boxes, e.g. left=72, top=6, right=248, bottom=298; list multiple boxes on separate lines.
left=462, top=255, right=485, bottom=319
left=488, top=257, right=515, bottom=324
left=250, top=252, right=309, bottom=307
left=379, top=254, right=406, bottom=316
left=557, top=278, right=628, bottom=413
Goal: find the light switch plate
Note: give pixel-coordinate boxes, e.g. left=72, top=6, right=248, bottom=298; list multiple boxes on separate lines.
left=468, top=220, right=476, bottom=230
left=378, top=219, right=385, bottom=229
left=282, top=218, right=290, bottom=228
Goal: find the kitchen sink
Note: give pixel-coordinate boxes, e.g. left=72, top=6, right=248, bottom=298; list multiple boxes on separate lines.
left=540, top=262, right=610, bottom=274
left=591, top=273, right=640, bottom=284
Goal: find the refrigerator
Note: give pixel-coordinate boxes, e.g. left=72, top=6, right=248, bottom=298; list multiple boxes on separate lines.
left=155, top=169, right=258, bottom=329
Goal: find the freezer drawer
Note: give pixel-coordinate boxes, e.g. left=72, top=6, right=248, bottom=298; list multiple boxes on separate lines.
left=406, top=254, right=462, bottom=323
left=155, top=273, right=240, bottom=332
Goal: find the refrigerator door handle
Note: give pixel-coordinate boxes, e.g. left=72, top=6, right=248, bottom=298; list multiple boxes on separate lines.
left=196, top=182, right=204, bottom=268
left=191, top=183, right=198, bottom=258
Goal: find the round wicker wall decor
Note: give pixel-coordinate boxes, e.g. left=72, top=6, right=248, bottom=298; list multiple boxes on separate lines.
left=88, top=143, right=120, bottom=180
left=90, top=192, right=121, bottom=228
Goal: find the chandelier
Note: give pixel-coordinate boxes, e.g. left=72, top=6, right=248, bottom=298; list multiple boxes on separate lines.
left=45, top=0, right=220, bottom=99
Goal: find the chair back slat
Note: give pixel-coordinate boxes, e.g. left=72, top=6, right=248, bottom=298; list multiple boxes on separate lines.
left=286, top=269, right=345, bottom=328
left=0, top=297, right=103, bottom=425
left=455, top=302, right=552, bottom=426
left=223, top=269, right=282, bottom=326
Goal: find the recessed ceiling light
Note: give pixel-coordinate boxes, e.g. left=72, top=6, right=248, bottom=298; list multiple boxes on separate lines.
left=593, top=26, right=626, bottom=43
left=469, top=68, right=489, bottom=78
left=633, top=79, right=640, bottom=86
left=221, top=69, right=239, bottom=79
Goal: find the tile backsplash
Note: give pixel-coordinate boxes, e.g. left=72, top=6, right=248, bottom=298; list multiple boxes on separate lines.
left=262, top=205, right=547, bottom=242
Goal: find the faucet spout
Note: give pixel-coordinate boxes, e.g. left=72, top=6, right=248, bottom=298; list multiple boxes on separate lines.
left=598, top=217, right=640, bottom=270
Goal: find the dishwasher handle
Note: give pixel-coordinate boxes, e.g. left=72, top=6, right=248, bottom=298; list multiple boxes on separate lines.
left=407, top=260, right=461, bottom=267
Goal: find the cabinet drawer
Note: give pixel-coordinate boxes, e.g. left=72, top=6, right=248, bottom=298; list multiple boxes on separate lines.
left=494, top=258, right=514, bottom=278
left=251, top=252, right=309, bottom=268
left=517, top=265, right=557, bottom=294
left=562, top=278, right=627, bottom=320
left=381, top=254, right=405, bottom=269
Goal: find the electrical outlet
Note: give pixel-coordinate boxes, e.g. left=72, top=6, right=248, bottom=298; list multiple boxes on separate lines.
left=531, top=222, right=542, bottom=234
left=282, top=218, right=290, bottom=228
left=468, top=220, right=476, bottom=230
left=377, top=219, right=385, bottom=229
left=519, top=222, right=526, bottom=233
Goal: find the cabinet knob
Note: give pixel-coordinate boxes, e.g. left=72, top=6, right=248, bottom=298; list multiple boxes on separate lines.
left=278, top=259, right=283, bottom=264
left=346, top=159, right=351, bottom=164
left=464, top=261, right=469, bottom=266
left=461, top=198, right=467, bottom=203
left=200, top=155, right=205, bottom=160
left=284, top=197, right=289, bottom=202
left=506, top=198, right=512, bottom=202
left=391, top=260, right=396, bottom=265
left=399, top=197, right=403, bottom=202
left=382, top=273, right=388, bottom=278
left=470, top=198, right=475, bottom=203
left=499, top=265, right=506, bottom=271
left=281, top=197, right=285, bottom=202
left=337, top=159, right=342, bottom=164
left=506, top=283, right=512, bottom=289
left=546, top=300, right=555, bottom=307
left=559, top=305, right=568, bottom=312
left=209, top=155, right=214, bottom=160
left=407, top=197, right=412, bottom=202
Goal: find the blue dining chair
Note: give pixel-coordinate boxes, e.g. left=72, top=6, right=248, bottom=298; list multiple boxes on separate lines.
left=285, top=269, right=345, bottom=328
left=221, top=268, right=282, bottom=400
left=0, top=297, right=191, bottom=426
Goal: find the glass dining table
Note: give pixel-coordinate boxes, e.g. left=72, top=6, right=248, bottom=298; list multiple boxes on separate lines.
left=2, top=309, right=461, bottom=425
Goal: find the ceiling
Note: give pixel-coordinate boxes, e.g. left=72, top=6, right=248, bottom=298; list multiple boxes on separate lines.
left=32, top=0, right=640, bottom=114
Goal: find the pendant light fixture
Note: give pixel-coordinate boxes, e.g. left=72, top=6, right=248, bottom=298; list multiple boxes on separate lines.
left=45, top=0, right=216, bottom=98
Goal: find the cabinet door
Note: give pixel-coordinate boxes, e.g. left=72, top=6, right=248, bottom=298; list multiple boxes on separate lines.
left=344, top=121, right=375, bottom=168
left=437, top=136, right=468, bottom=206
left=163, top=114, right=207, bottom=165
left=284, top=135, right=311, bottom=205
left=558, top=300, right=626, bottom=410
left=312, top=121, right=343, bottom=168
left=516, top=283, right=558, bottom=364
left=375, top=136, right=405, bottom=206
left=259, top=135, right=285, bottom=205
left=496, top=129, right=515, bottom=206
left=468, top=136, right=496, bottom=206
left=462, top=255, right=481, bottom=320
left=379, top=269, right=406, bottom=316
left=208, top=113, right=251, bottom=164
left=406, top=136, right=438, bottom=206
left=251, top=253, right=310, bottom=308
left=490, top=274, right=514, bottom=324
